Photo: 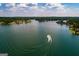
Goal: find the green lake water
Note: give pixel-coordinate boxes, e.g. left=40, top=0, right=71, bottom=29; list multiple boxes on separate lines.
left=0, top=20, right=79, bottom=56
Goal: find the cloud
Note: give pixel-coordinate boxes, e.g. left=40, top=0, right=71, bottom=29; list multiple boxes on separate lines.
left=5, top=3, right=16, bottom=7
left=0, top=3, right=79, bottom=17
left=0, top=3, right=2, bottom=6
left=16, top=3, right=28, bottom=7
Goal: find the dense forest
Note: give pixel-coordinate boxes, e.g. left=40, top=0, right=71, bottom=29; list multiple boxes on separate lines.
left=0, top=17, right=78, bottom=23
left=0, top=17, right=68, bottom=24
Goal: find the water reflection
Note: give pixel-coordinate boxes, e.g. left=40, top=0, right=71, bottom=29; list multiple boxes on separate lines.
left=0, top=19, right=79, bottom=56
left=56, top=20, right=79, bottom=36
left=0, top=19, right=54, bottom=55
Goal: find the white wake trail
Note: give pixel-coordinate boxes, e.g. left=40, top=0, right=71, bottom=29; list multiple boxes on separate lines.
left=47, top=34, right=52, bottom=43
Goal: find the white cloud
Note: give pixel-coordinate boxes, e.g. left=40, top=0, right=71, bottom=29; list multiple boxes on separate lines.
left=50, top=3, right=66, bottom=12
left=5, top=3, right=15, bottom=7
left=0, top=10, right=4, bottom=16
left=16, top=3, right=28, bottom=7
left=0, top=3, right=2, bottom=6
left=0, top=3, right=79, bottom=17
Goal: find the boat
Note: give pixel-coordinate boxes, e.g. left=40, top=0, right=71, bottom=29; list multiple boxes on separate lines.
left=47, top=34, right=52, bottom=42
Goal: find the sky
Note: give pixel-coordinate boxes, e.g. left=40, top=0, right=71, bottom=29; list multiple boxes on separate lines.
left=0, top=3, right=79, bottom=17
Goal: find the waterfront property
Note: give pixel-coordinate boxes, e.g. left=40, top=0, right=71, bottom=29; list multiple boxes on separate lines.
left=67, top=18, right=79, bottom=35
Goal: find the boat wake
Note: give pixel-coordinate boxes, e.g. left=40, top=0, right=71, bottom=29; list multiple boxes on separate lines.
left=47, top=34, right=52, bottom=43
left=43, top=34, right=53, bottom=55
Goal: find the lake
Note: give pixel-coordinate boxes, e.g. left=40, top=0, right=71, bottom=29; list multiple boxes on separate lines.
left=0, top=20, right=79, bottom=56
